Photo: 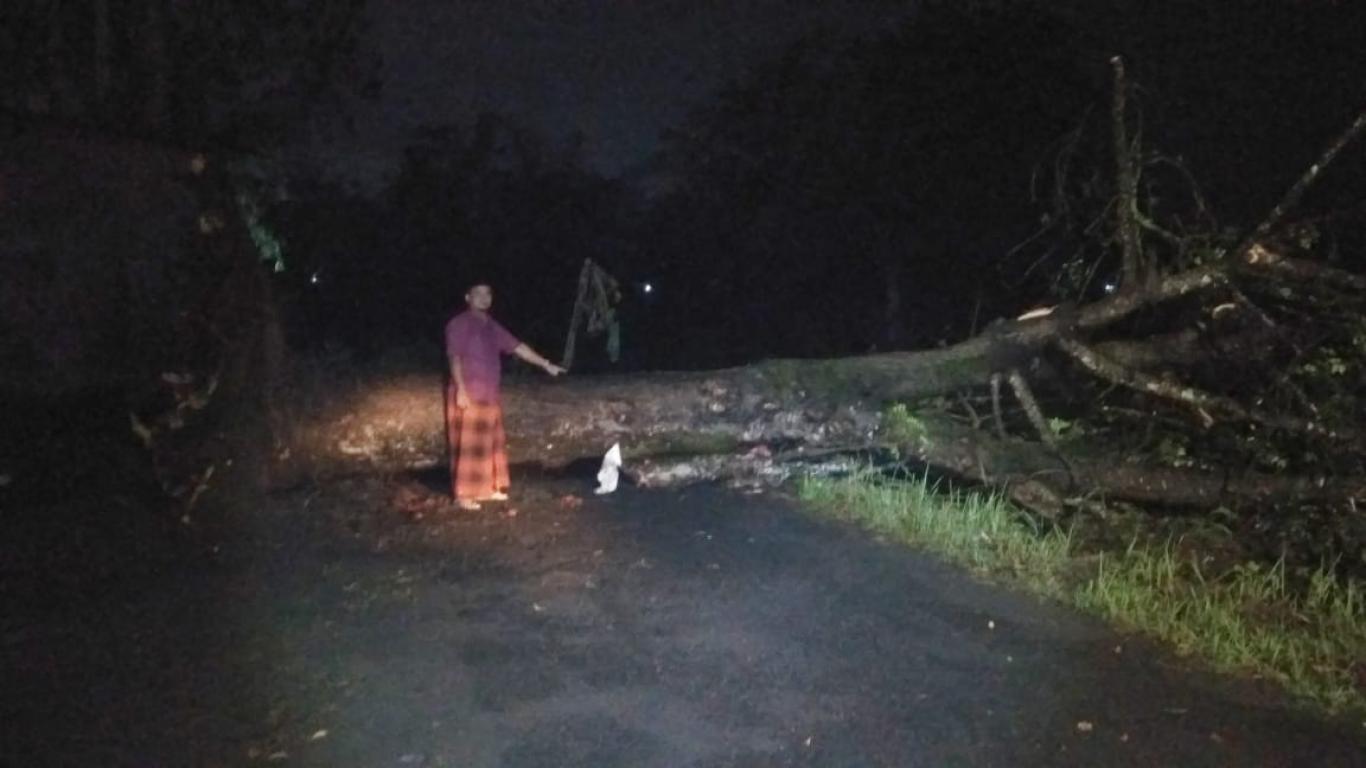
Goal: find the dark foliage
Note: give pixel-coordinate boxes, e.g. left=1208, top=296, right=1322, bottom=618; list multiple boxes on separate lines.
left=0, top=0, right=377, bottom=148
left=649, top=1, right=1097, bottom=362
left=274, top=114, right=639, bottom=362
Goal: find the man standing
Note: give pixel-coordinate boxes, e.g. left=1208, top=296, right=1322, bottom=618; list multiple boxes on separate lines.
left=445, top=283, right=564, bottom=510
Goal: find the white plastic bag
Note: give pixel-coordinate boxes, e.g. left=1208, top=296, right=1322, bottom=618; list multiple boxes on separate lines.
left=595, top=443, right=622, bottom=495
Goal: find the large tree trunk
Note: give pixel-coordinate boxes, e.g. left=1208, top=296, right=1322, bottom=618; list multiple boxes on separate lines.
left=888, top=414, right=1366, bottom=510
left=268, top=237, right=1364, bottom=515
left=271, top=109, right=1366, bottom=510
left=273, top=362, right=885, bottom=482
left=274, top=316, right=1126, bottom=481
left=273, top=283, right=1163, bottom=482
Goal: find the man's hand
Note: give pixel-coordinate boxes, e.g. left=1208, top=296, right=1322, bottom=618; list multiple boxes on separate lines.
left=513, top=343, right=566, bottom=377
left=456, top=388, right=471, bottom=409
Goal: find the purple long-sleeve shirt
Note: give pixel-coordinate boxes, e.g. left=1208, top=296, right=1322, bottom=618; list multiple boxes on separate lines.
left=445, top=310, right=521, bottom=402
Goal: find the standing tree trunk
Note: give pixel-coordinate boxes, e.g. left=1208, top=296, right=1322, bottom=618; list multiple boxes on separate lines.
left=1110, top=56, right=1147, bottom=290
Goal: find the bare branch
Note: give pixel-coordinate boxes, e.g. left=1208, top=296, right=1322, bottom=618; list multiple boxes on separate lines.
left=956, top=391, right=982, bottom=430
left=1240, top=242, right=1366, bottom=293
left=1055, top=336, right=1355, bottom=441
left=989, top=373, right=1006, bottom=439
left=1007, top=369, right=1055, bottom=446
left=1135, top=210, right=1185, bottom=250
left=1231, top=108, right=1366, bottom=260
left=1224, top=285, right=1278, bottom=329
left=894, top=415, right=1366, bottom=507
left=1146, top=153, right=1218, bottom=230
left=1110, top=56, right=1146, bottom=289
left=1074, top=264, right=1226, bottom=330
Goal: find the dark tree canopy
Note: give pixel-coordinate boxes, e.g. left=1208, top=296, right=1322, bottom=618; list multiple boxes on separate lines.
left=276, top=114, right=638, bottom=360
left=0, top=0, right=377, bottom=147
left=652, top=2, right=1096, bottom=360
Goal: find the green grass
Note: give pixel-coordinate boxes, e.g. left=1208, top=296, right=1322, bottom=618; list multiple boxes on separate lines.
left=799, top=469, right=1366, bottom=715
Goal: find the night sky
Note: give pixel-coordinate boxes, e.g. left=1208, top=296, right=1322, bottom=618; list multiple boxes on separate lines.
left=306, top=0, right=1366, bottom=208
left=7, top=0, right=1363, bottom=366
left=272, top=0, right=1366, bottom=362
left=311, top=0, right=913, bottom=183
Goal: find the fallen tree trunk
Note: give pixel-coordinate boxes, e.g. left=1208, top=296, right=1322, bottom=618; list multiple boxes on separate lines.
left=264, top=234, right=1365, bottom=518
left=267, top=109, right=1366, bottom=509
left=890, top=415, right=1366, bottom=510
left=270, top=327, right=1244, bottom=481
left=271, top=246, right=1311, bottom=478
left=272, top=365, right=885, bottom=482
left=272, top=342, right=1366, bottom=511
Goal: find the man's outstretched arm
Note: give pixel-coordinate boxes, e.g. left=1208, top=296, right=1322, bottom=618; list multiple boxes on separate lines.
left=513, top=343, right=566, bottom=376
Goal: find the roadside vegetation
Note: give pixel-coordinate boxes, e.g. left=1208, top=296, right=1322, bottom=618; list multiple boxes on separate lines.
left=799, top=469, right=1366, bottom=715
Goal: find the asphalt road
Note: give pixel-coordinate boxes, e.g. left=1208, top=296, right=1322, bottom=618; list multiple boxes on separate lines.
left=4, top=471, right=1364, bottom=766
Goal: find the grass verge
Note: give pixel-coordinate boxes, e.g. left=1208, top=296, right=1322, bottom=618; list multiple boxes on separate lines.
left=799, top=469, right=1366, bottom=715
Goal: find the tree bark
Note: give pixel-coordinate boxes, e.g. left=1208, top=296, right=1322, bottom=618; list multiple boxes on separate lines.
left=271, top=351, right=1364, bottom=511
left=269, top=246, right=1361, bottom=511
left=273, top=362, right=886, bottom=483
left=269, top=254, right=1276, bottom=481
left=279, top=324, right=1173, bottom=483
left=1110, top=56, right=1146, bottom=289
left=270, top=302, right=1273, bottom=479
left=892, top=414, right=1366, bottom=508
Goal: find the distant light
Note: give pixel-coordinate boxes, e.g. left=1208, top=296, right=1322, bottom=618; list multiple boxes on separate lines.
left=310, top=272, right=320, bottom=285
left=1103, top=281, right=1117, bottom=294
left=642, top=282, right=653, bottom=294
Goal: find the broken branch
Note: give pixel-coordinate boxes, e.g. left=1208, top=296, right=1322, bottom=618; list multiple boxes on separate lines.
left=1055, top=336, right=1355, bottom=441
left=1007, top=368, right=1055, bottom=446
left=895, top=415, right=1366, bottom=507
left=1231, top=108, right=1366, bottom=261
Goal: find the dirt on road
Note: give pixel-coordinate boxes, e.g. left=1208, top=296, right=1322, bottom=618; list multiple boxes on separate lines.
left=4, top=457, right=1365, bottom=767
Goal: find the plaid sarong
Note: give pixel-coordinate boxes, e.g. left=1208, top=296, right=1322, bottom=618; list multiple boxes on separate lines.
left=445, top=385, right=510, bottom=501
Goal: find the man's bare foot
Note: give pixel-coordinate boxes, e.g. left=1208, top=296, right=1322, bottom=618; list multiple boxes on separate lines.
left=456, top=499, right=481, bottom=511
left=482, top=491, right=509, bottom=502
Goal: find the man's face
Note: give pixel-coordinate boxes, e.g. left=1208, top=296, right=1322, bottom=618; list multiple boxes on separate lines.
left=466, top=284, right=493, bottom=311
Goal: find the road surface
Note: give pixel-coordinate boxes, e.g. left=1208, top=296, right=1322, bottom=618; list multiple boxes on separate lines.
left=4, top=468, right=1363, bottom=766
